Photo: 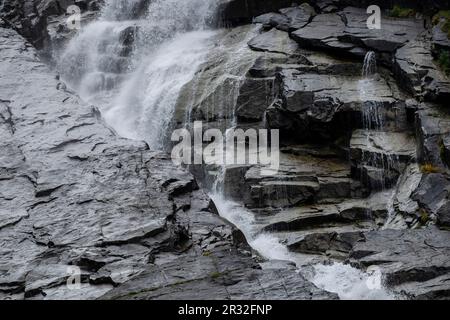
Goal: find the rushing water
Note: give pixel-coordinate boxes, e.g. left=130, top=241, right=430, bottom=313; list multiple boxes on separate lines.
left=362, top=51, right=377, bottom=77
left=59, top=1, right=396, bottom=300
left=211, top=194, right=395, bottom=300
left=59, top=0, right=220, bottom=149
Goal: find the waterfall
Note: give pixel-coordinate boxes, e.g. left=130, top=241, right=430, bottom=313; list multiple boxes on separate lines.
left=359, top=51, right=401, bottom=190
left=59, top=0, right=221, bottom=149
left=56, top=0, right=397, bottom=300
left=362, top=51, right=377, bottom=77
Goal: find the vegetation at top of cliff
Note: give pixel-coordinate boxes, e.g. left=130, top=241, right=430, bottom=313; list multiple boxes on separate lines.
left=433, top=10, right=450, bottom=38
left=437, top=50, right=450, bottom=76
left=388, top=5, right=415, bottom=18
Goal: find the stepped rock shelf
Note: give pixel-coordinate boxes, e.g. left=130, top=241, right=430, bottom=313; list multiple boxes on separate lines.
left=1, top=0, right=450, bottom=300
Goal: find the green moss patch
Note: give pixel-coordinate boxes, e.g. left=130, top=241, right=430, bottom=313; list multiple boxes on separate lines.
left=437, top=50, right=450, bottom=75
left=389, top=5, right=416, bottom=18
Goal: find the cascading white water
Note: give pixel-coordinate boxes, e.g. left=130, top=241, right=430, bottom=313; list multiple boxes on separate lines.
left=362, top=51, right=377, bottom=77
left=59, top=1, right=397, bottom=300
left=59, top=0, right=221, bottom=149
left=359, top=51, right=400, bottom=190
left=105, top=30, right=215, bottom=146
left=205, top=46, right=396, bottom=299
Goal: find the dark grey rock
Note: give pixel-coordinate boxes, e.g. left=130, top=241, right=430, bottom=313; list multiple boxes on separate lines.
left=219, top=0, right=296, bottom=26
left=292, top=7, right=424, bottom=62
left=248, top=28, right=299, bottom=55
left=415, top=104, right=450, bottom=168
left=412, top=173, right=450, bottom=227
left=433, top=22, right=450, bottom=52
left=349, top=227, right=450, bottom=299
left=394, top=40, right=450, bottom=102
left=236, top=77, right=276, bottom=122
left=253, top=3, right=315, bottom=32
left=0, top=27, right=334, bottom=300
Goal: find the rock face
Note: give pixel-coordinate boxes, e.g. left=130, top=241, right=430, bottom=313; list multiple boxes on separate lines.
left=2, top=0, right=450, bottom=301
left=349, top=227, right=450, bottom=299
left=0, top=27, right=337, bottom=300
left=220, top=0, right=450, bottom=26
left=179, top=0, right=450, bottom=300
left=219, top=0, right=296, bottom=25
left=0, top=0, right=103, bottom=49
left=395, top=40, right=450, bottom=102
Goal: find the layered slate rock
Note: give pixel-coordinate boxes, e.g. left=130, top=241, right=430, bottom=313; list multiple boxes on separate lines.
left=253, top=3, right=316, bottom=32
left=218, top=0, right=296, bottom=25
left=412, top=173, right=450, bottom=228
left=222, top=147, right=353, bottom=208
left=291, top=7, right=424, bottom=60
left=415, top=102, right=450, bottom=168
left=349, top=227, right=450, bottom=299
left=0, top=0, right=104, bottom=49
left=266, top=68, right=407, bottom=141
left=350, top=130, right=416, bottom=190
left=0, top=27, right=336, bottom=300
left=258, top=192, right=390, bottom=258
left=248, top=28, right=300, bottom=55
left=100, top=251, right=335, bottom=300
left=395, top=40, right=450, bottom=102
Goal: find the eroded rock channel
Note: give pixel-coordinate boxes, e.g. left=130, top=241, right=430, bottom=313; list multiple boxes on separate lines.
left=1, top=0, right=450, bottom=300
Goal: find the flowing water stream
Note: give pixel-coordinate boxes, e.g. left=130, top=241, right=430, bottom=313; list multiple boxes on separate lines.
left=59, top=1, right=396, bottom=300
left=60, top=0, right=220, bottom=149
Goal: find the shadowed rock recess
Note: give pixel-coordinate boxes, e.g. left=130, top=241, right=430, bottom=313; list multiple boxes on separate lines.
left=1, top=0, right=450, bottom=300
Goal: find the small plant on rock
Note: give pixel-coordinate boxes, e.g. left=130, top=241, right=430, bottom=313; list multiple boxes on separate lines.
left=389, top=5, right=416, bottom=18
left=437, top=50, right=450, bottom=75
left=420, top=163, right=441, bottom=173
left=419, top=209, right=430, bottom=225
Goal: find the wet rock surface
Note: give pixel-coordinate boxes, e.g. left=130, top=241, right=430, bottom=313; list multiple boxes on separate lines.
left=2, top=0, right=450, bottom=300
left=0, top=0, right=103, bottom=49
left=0, top=27, right=335, bottom=300
left=349, top=227, right=450, bottom=299
left=182, top=1, right=450, bottom=299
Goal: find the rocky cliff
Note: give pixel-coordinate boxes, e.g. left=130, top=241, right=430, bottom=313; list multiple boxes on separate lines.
left=1, top=0, right=450, bottom=300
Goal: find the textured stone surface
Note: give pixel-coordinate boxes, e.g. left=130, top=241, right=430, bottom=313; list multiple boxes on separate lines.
left=253, top=3, right=315, bottom=32
left=395, top=40, right=450, bottom=102
left=3, top=0, right=450, bottom=301
left=0, top=27, right=335, bottom=300
left=349, top=227, right=450, bottom=299
left=291, top=7, right=424, bottom=60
